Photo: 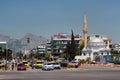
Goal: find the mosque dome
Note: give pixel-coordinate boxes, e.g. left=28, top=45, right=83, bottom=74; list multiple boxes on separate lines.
left=89, top=37, right=104, bottom=43
left=89, top=35, right=104, bottom=43
left=87, top=35, right=106, bottom=49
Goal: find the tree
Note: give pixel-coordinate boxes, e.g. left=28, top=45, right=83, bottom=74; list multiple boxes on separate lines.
left=65, top=41, right=71, bottom=60
left=0, top=47, right=4, bottom=58
left=45, top=54, right=50, bottom=60
left=16, top=51, right=23, bottom=59
left=111, top=49, right=120, bottom=55
left=29, top=51, right=35, bottom=59
left=23, top=54, right=27, bottom=59
left=69, top=30, right=76, bottom=60
left=59, top=53, right=67, bottom=59
left=7, top=49, right=13, bottom=60
left=3, top=49, right=13, bottom=60
left=111, top=49, right=120, bottom=64
left=65, top=30, right=76, bottom=61
left=34, top=52, right=45, bottom=59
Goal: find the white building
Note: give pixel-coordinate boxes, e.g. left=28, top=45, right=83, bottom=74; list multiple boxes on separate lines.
left=81, top=16, right=112, bottom=63
left=82, top=35, right=111, bottom=61
left=37, top=45, right=46, bottom=53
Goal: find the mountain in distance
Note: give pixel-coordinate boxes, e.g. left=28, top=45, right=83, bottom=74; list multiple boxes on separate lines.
left=0, top=33, right=49, bottom=53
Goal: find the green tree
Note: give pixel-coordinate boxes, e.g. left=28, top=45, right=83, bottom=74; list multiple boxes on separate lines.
left=0, top=48, right=4, bottom=57
left=65, top=41, right=70, bottom=60
left=70, top=30, right=76, bottom=61
left=34, top=52, right=45, bottom=59
left=7, top=49, right=13, bottom=60
left=23, top=54, right=27, bottom=59
left=111, top=49, right=120, bottom=64
left=59, top=53, right=66, bottom=59
left=65, top=30, right=76, bottom=61
left=16, top=51, right=23, bottom=59
left=45, top=54, right=50, bottom=60
left=3, top=49, right=13, bottom=60
left=111, top=49, right=120, bottom=55
left=29, top=51, right=35, bottom=59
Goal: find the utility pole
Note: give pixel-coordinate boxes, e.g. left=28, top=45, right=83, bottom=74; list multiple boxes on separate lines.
left=27, top=37, right=30, bottom=59
left=5, top=42, right=8, bottom=70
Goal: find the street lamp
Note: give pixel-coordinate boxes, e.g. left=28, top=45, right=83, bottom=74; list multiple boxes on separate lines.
left=5, top=42, right=8, bottom=70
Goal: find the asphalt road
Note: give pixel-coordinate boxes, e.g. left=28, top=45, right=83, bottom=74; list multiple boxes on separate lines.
left=0, top=67, right=120, bottom=80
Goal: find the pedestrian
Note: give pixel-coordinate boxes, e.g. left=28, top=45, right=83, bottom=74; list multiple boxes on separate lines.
left=15, top=61, right=17, bottom=67
left=11, top=63, right=14, bottom=70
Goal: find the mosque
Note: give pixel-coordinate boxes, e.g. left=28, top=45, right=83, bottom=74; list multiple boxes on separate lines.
left=81, top=16, right=112, bottom=63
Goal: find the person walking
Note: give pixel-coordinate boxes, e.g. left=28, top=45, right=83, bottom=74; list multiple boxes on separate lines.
left=11, top=62, right=14, bottom=70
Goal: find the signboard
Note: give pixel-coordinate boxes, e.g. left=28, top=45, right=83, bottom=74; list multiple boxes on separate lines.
left=0, top=42, right=7, bottom=51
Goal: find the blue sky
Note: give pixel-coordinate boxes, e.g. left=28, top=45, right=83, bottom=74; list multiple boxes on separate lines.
left=0, top=0, right=120, bottom=43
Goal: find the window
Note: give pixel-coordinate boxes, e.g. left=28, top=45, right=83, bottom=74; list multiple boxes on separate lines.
left=101, top=53, right=103, bottom=55
left=89, top=53, right=91, bottom=56
left=83, top=53, right=86, bottom=56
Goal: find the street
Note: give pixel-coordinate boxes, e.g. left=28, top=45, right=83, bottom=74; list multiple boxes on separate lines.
left=0, top=67, right=120, bottom=80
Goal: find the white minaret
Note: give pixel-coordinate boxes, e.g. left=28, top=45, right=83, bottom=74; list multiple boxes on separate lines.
left=83, top=15, right=88, bottom=49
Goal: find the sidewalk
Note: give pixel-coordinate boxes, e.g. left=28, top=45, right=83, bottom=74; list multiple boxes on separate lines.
left=80, top=63, right=120, bottom=69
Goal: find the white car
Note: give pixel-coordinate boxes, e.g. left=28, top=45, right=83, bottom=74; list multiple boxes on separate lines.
left=51, top=62, right=61, bottom=69
left=42, top=62, right=54, bottom=71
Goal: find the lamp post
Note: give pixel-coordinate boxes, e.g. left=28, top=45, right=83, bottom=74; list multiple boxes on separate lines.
left=27, top=37, right=30, bottom=59
left=5, top=42, right=8, bottom=70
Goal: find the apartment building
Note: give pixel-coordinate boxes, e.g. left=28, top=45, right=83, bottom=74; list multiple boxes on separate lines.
left=51, top=33, right=82, bottom=56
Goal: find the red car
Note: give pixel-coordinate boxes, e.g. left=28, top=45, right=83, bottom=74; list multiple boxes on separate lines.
left=17, top=63, right=26, bottom=71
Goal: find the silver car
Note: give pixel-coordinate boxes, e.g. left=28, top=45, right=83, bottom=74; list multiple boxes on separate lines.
left=42, top=62, right=54, bottom=71
left=51, top=62, right=61, bottom=69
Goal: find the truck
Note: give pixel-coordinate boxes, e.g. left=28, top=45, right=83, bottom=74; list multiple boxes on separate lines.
left=74, top=56, right=90, bottom=62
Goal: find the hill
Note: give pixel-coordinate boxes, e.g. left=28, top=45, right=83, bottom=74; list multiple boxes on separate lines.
left=0, top=33, right=49, bottom=53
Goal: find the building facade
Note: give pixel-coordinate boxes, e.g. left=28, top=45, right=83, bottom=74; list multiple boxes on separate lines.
left=51, top=33, right=82, bottom=56
left=46, top=41, right=52, bottom=54
left=37, top=45, right=46, bottom=54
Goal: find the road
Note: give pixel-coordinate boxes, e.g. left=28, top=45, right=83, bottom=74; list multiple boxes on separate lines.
left=0, top=67, right=120, bottom=80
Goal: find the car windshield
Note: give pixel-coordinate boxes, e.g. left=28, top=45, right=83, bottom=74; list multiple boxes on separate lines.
left=53, top=62, right=59, bottom=65
left=23, top=62, right=28, bottom=64
left=37, top=62, right=43, bottom=64
left=44, top=63, right=52, bottom=65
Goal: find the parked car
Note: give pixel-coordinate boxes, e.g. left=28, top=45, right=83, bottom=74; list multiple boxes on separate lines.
left=22, top=60, right=29, bottom=68
left=51, top=62, right=61, bottom=69
left=68, top=62, right=79, bottom=68
left=17, top=63, right=26, bottom=71
left=34, top=60, right=44, bottom=69
left=42, top=62, right=54, bottom=71
left=89, top=61, right=96, bottom=64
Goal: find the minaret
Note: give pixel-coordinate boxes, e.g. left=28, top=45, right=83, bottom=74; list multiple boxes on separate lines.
left=83, top=15, right=88, bottom=49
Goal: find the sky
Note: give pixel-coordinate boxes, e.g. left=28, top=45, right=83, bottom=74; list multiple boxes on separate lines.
left=0, top=0, right=120, bottom=43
